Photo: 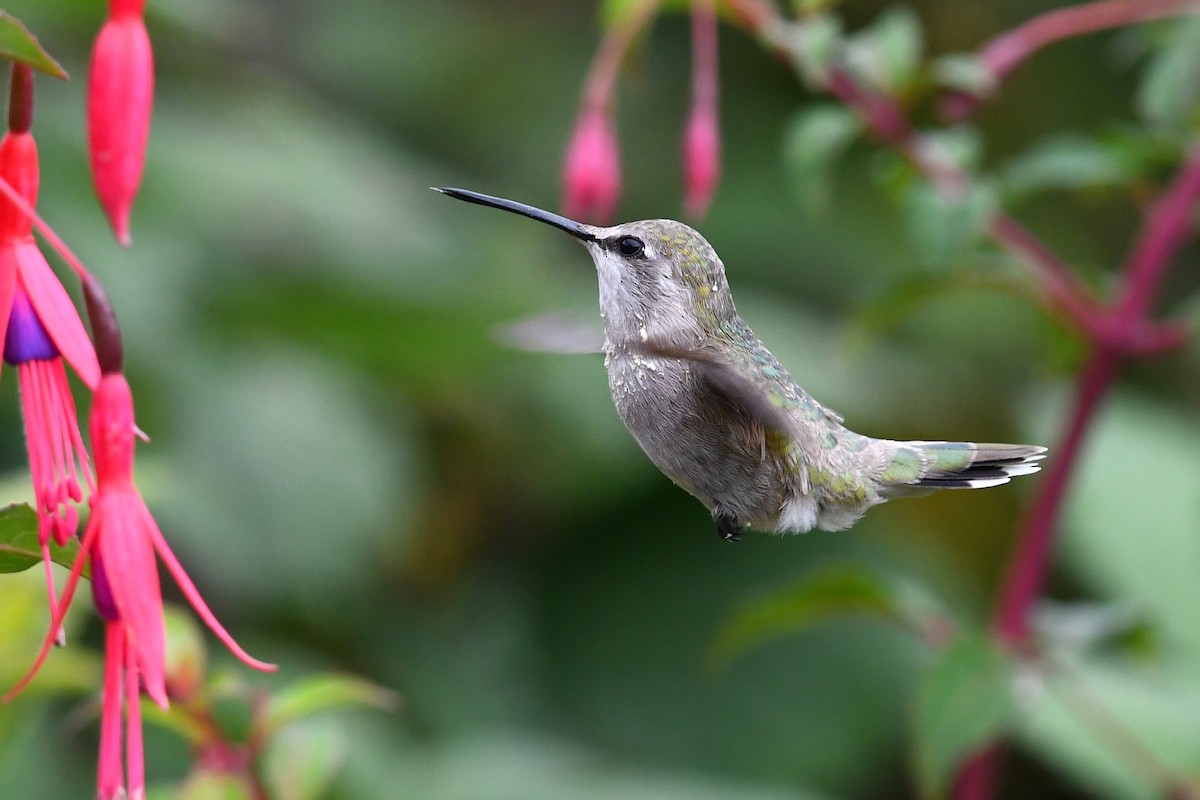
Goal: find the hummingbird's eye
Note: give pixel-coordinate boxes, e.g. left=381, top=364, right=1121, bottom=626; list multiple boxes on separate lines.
left=616, top=236, right=646, bottom=258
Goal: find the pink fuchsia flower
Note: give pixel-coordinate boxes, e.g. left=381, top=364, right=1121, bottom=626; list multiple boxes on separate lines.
left=682, top=104, right=720, bottom=219
left=0, top=64, right=100, bottom=634
left=88, top=0, right=154, bottom=246
left=682, top=0, right=721, bottom=219
left=4, top=276, right=276, bottom=721
left=562, top=104, right=621, bottom=223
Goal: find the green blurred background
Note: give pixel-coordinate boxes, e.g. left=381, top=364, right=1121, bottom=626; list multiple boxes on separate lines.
left=0, top=1, right=1198, bottom=798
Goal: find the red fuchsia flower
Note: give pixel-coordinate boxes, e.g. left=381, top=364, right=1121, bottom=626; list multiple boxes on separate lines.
left=88, top=0, right=154, bottom=246
left=0, top=64, right=100, bottom=635
left=562, top=103, right=621, bottom=223
left=682, top=0, right=721, bottom=219
left=7, top=275, right=274, bottom=764
left=6, top=276, right=276, bottom=797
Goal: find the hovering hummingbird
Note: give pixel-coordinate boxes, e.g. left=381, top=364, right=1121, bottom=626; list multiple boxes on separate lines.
left=436, top=188, right=1045, bottom=542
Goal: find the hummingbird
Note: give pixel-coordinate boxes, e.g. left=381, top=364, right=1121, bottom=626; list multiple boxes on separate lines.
left=436, top=188, right=1046, bottom=542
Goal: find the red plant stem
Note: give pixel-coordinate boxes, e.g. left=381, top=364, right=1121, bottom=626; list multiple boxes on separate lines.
left=980, top=0, right=1200, bottom=82
left=993, top=347, right=1121, bottom=642
left=691, top=0, right=719, bottom=108
left=953, top=746, right=1004, bottom=800
left=581, top=0, right=661, bottom=111
left=986, top=213, right=1101, bottom=328
left=1116, top=142, right=1200, bottom=321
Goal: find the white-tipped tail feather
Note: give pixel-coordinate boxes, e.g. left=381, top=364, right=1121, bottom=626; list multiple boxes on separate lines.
left=907, top=442, right=1048, bottom=489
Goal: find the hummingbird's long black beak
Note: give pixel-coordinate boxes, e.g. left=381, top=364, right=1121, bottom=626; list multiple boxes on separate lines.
left=433, top=187, right=598, bottom=242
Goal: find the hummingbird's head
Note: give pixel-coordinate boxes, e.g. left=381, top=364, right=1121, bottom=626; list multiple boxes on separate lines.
left=435, top=188, right=737, bottom=349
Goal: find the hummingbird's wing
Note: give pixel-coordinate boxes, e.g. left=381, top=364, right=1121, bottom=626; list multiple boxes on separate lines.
left=637, top=340, right=808, bottom=442
left=493, top=311, right=606, bottom=354
left=637, top=317, right=843, bottom=447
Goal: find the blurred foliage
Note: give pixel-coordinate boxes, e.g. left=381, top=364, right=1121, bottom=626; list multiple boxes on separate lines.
left=0, top=1, right=1196, bottom=799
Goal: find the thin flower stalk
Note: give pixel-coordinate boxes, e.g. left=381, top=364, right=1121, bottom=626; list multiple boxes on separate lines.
left=683, top=0, right=722, bottom=218
left=563, top=0, right=661, bottom=222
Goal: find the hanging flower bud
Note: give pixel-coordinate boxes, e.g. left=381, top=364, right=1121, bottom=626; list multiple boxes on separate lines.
left=683, top=104, right=720, bottom=219
left=88, top=0, right=154, bottom=246
left=562, top=105, right=621, bottom=223
left=683, top=0, right=721, bottom=219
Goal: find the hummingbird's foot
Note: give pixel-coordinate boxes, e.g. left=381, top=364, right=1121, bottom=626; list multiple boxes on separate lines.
left=714, top=508, right=742, bottom=542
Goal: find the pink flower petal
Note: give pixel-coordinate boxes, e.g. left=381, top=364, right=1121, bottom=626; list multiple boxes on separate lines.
left=16, top=241, right=100, bottom=389
left=0, top=244, right=17, bottom=364
left=96, top=490, right=167, bottom=708
left=97, top=622, right=125, bottom=800
left=124, top=634, right=146, bottom=797
left=148, top=499, right=277, bottom=674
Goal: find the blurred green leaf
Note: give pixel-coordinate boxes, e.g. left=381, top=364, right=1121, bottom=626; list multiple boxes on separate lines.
left=600, top=0, right=689, bottom=26
left=1016, top=656, right=1200, bottom=800
left=710, top=564, right=948, bottom=665
left=0, top=13, right=66, bottom=79
left=913, top=632, right=1014, bottom=800
left=844, top=6, right=923, bottom=94
left=785, top=13, right=843, bottom=88
left=932, top=53, right=995, bottom=97
left=784, top=103, right=862, bottom=212
left=1031, top=601, right=1153, bottom=660
left=792, top=0, right=843, bottom=14
left=175, top=771, right=254, bottom=800
left=904, top=179, right=996, bottom=269
left=0, top=503, right=88, bottom=577
left=263, top=673, right=399, bottom=735
left=847, top=269, right=1024, bottom=346
left=1059, top=394, right=1200, bottom=662
left=922, top=126, right=984, bottom=173
left=1000, top=135, right=1135, bottom=201
left=164, top=605, right=207, bottom=702
left=1135, top=17, right=1200, bottom=133
left=264, top=721, right=347, bottom=800
left=140, top=698, right=211, bottom=745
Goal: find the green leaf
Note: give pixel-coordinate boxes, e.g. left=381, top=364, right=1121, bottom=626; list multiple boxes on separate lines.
left=785, top=13, right=843, bottom=89
left=792, top=0, right=843, bottom=14
left=0, top=14, right=67, bottom=79
left=846, top=269, right=1023, bottom=347
left=904, top=179, right=996, bottom=269
left=0, top=503, right=88, bottom=577
left=783, top=103, right=862, bottom=212
left=164, top=604, right=208, bottom=701
left=913, top=632, right=1014, bottom=799
left=600, top=0, right=688, bottom=26
left=932, top=53, right=996, bottom=97
left=922, top=126, right=984, bottom=173
left=262, top=672, right=399, bottom=734
left=175, top=770, right=254, bottom=800
left=1058, top=394, right=1200, bottom=663
left=1135, top=17, right=1200, bottom=133
left=1015, top=656, right=1200, bottom=800
left=710, top=564, right=950, bottom=666
left=1000, top=135, right=1135, bottom=201
left=263, top=721, right=347, bottom=800
left=844, top=7, right=924, bottom=95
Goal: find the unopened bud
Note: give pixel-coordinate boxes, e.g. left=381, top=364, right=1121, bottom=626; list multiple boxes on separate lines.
left=562, top=106, right=620, bottom=223
left=82, top=274, right=124, bottom=375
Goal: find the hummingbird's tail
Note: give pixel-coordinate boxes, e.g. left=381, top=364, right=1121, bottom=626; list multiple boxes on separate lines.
left=882, top=441, right=1047, bottom=493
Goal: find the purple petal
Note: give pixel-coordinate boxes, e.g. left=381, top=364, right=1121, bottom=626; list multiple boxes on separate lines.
left=3, top=287, right=57, bottom=365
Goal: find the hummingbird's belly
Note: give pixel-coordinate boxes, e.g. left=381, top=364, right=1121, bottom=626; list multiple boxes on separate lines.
left=607, top=355, right=790, bottom=527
